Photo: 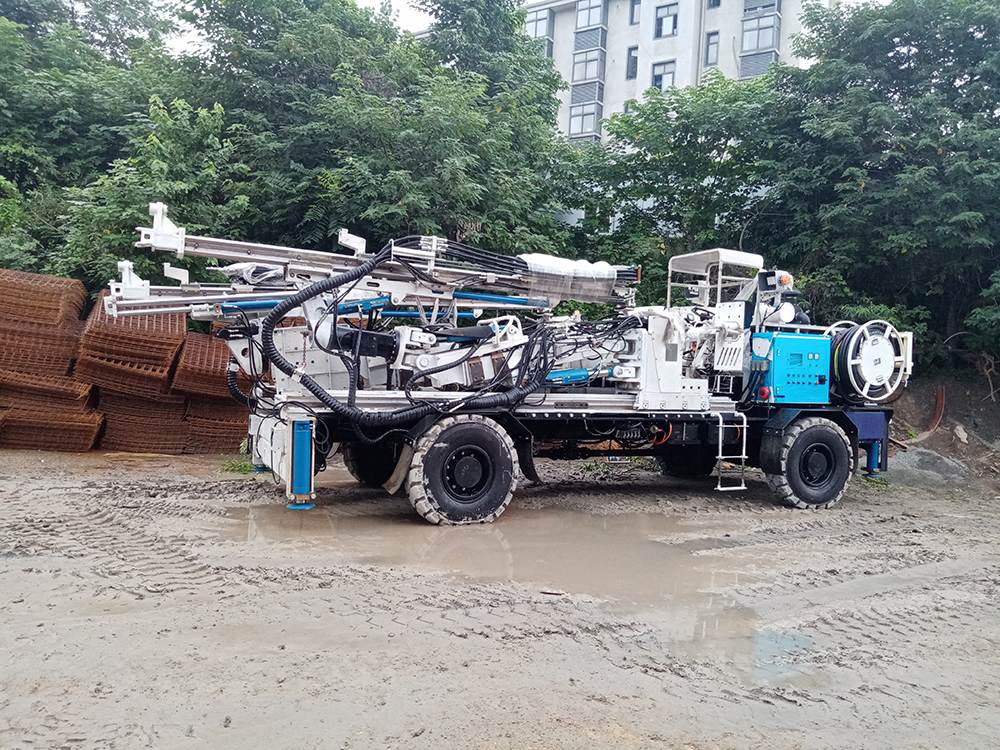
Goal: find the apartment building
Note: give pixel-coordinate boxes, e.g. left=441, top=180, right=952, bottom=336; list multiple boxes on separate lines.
left=524, top=0, right=829, bottom=142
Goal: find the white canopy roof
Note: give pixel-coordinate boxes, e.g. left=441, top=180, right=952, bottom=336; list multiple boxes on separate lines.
left=668, top=249, right=765, bottom=277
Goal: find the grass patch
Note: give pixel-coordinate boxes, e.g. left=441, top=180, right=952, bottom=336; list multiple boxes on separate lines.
left=860, top=475, right=891, bottom=488
left=222, top=456, right=254, bottom=474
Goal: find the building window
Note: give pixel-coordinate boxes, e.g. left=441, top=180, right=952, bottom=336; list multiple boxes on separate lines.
left=705, top=31, right=719, bottom=66
left=573, top=49, right=606, bottom=81
left=655, top=4, right=678, bottom=38
left=707, top=0, right=721, bottom=7
left=626, top=46, right=639, bottom=79
left=652, top=60, right=675, bottom=90
left=742, top=15, right=779, bottom=52
left=527, top=9, right=555, bottom=58
left=630, top=0, right=641, bottom=24
left=739, top=51, right=778, bottom=78
left=526, top=9, right=550, bottom=39
left=576, top=0, right=605, bottom=29
left=570, top=102, right=602, bottom=135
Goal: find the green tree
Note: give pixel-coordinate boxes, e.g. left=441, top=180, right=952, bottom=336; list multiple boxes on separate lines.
left=311, top=67, right=570, bottom=253
left=567, top=70, right=779, bottom=303
left=52, top=96, right=251, bottom=292
left=1, top=0, right=170, bottom=59
left=757, top=0, right=1000, bottom=349
left=967, top=271, right=1000, bottom=359
left=175, top=0, right=569, bottom=254
left=0, top=175, right=42, bottom=272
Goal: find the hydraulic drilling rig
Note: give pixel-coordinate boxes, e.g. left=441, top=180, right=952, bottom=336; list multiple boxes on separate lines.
left=106, top=203, right=913, bottom=524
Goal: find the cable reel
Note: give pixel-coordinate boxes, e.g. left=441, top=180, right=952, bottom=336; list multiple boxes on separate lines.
left=831, top=320, right=906, bottom=403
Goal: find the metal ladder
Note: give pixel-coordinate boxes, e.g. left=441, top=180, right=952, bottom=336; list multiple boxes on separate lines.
left=711, top=411, right=748, bottom=491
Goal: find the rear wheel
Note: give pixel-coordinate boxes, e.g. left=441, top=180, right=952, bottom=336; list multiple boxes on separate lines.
left=766, top=417, right=851, bottom=509
left=342, top=441, right=402, bottom=488
left=405, top=415, right=518, bottom=525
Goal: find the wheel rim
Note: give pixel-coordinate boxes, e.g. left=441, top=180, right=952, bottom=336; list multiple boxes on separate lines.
left=443, top=445, right=493, bottom=503
left=800, top=443, right=835, bottom=489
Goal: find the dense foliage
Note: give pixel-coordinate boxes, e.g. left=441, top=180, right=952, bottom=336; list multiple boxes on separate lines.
left=759, top=0, right=1000, bottom=363
left=0, top=0, right=998, bottom=365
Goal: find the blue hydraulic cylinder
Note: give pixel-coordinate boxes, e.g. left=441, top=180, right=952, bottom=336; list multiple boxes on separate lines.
left=453, top=291, right=548, bottom=308
left=288, top=420, right=315, bottom=505
left=863, top=441, right=881, bottom=477
left=381, top=310, right=476, bottom=319
left=545, top=368, right=592, bottom=385
left=219, top=300, right=282, bottom=314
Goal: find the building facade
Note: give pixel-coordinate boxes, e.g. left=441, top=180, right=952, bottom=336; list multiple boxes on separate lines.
left=524, top=0, right=829, bottom=142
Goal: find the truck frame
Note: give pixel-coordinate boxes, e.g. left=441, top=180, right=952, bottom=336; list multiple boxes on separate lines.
left=106, top=204, right=913, bottom=524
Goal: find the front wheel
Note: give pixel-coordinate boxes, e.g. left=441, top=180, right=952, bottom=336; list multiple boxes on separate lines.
left=405, top=415, right=519, bottom=525
left=765, top=417, right=852, bottom=509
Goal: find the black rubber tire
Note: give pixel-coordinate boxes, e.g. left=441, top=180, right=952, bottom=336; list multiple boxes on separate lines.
left=405, top=415, right=519, bottom=525
left=765, top=417, right=852, bottom=509
left=655, top=446, right=717, bottom=477
left=342, top=441, right=402, bottom=488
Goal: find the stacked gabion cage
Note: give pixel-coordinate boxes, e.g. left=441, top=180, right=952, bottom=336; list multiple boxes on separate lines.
left=0, top=272, right=249, bottom=454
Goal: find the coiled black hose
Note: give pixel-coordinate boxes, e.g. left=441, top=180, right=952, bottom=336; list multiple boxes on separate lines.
left=258, top=250, right=553, bottom=430
left=831, top=324, right=864, bottom=403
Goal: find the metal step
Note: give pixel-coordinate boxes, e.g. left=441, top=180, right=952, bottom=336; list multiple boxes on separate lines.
left=711, top=412, right=748, bottom=492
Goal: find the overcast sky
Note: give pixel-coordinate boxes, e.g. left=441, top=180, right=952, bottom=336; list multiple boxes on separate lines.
left=354, top=0, right=433, bottom=33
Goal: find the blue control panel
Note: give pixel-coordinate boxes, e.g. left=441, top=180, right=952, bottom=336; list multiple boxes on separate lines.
left=752, top=332, right=830, bottom=404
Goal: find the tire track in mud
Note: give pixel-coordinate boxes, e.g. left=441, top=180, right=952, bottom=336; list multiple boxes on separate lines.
left=0, top=494, right=228, bottom=597
left=751, top=571, right=1000, bottom=737
left=226, top=562, right=647, bottom=644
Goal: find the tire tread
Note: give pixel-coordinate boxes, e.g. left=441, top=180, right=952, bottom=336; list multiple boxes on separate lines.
left=405, top=414, right=519, bottom=525
left=765, top=416, right=851, bottom=510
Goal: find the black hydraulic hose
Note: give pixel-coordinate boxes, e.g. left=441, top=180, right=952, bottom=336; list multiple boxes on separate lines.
left=259, top=250, right=557, bottom=429
left=227, top=356, right=257, bottom=409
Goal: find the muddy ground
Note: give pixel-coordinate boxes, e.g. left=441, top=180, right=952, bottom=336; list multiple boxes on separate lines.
left=1, top=445, right=999, bottom=750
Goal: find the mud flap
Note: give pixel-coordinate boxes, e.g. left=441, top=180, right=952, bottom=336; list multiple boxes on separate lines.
left=382, top=443, right=414, bottom=495
left=382, top=415, right=439, bottom=495
left=759, top=409, right=801, bottom=475
left=516, top=440, right=540, bottom=483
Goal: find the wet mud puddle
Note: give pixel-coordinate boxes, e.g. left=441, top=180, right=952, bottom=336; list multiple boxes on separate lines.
left=220, top=503, right=817, bottom=687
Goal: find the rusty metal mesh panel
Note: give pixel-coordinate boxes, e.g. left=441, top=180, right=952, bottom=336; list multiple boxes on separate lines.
left=99, top=388, right=187, bottom=419
left=172, top=332, right=234, bottom=398
left=81, top=290, right=186, bottom=367
left=0, top=407, right=103, bottom=451
left=184, top=416, right=247, bottom=454
left=74, top=355, right=172, bottom=399
left=0, top=320, right=82, bottom=376
left=185, top=394, right=249, bottom=422
left=98, top=389, right=189, bottom=454
left=0, top=320, right=82, bottom=355
left=0, top=349, right=72, bottom=377
left=0, top=369, right=92, bottom=412
left=0, top=269, right=86, bottom=326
